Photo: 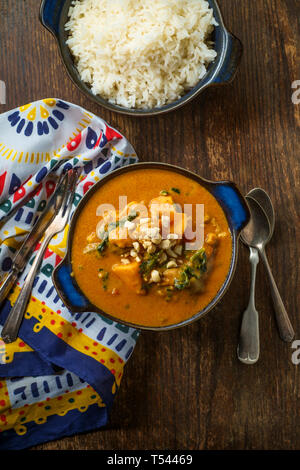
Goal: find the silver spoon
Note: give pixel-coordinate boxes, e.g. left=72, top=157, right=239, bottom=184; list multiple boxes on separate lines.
left=247, top=188, right=275, bottom=240
left=237, top=189, right=275, bottom=364
left=237, top=244, right=260, bottom=364
left=240, top=197, right=295, bottom=343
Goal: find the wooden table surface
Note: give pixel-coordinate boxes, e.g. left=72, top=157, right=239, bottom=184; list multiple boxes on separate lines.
left=0, top=0, right=299, bottom=450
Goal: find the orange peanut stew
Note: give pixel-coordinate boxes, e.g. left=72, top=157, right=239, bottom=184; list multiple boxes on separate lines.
left=71, top=169, right=232, bottom=327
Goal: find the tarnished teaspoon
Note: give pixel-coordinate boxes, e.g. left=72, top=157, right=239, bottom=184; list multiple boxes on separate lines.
left=247, top=188, right=275, bottom=241
left=237, top=189, right=275, bottom=364
left=241, top=197, right=294, bottom=343
left=237, top=244, right=260, bottom=364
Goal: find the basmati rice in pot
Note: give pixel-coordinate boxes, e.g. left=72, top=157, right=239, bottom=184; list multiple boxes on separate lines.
left=65, top=0, right=218, bottom=109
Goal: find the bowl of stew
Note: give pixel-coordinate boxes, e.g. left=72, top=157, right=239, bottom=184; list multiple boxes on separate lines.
left=52, top=163, right=249, bottom=330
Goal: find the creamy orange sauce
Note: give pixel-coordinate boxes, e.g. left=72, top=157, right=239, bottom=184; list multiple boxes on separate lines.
left=71, top=169, right=232, bottom=326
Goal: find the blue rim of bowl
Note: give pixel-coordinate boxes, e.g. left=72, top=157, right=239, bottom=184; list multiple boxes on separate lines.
left=40, top=0, right=243, bottom=116
left=52, top=162, right=250, bottom=331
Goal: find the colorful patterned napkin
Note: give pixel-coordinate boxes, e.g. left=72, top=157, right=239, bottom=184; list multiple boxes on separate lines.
left=0, top=99, right=139, bottom=449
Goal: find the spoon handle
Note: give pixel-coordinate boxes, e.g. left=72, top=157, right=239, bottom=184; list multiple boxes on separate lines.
left=1, top=233, right=53, bottom=344
left=237, top=247, right=260, bottom=364
left=259, top=247, right=295, bottom=342
left=0, top=269, right=19, bottom=306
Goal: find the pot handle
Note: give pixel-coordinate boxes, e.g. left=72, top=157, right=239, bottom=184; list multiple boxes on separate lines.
left=52, top=257, right=90, bottom=312
left=211, top=182, right=250, bottom=233
left=213, top=31, right=243, bottom=85
left=39, top=0, right=64, bottom=36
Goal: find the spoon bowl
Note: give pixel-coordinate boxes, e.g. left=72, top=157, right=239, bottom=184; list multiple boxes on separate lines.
left=247, top=188, right=275, bottom=241
left=241, top=196, right=294, bottom=342
left=241, top=198, right=271, bottom=249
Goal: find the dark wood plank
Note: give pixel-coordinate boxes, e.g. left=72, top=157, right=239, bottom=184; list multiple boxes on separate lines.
left=0, top=0, right=299, bottom=450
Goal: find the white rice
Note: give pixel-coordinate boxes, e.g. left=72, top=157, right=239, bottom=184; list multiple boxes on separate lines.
left=65, top=0, right=217, bottom=109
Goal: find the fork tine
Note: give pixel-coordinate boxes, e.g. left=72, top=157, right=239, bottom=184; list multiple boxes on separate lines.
left=60, top=168, right=80, bottom=221
left=53, top=171, right=70, bottom=212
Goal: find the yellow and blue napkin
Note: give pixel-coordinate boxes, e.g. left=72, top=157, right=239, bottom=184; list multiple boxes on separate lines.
left=0, top=99, right=139, bottom=449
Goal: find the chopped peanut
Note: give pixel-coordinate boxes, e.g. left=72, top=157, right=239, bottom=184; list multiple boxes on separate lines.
left=166, top=247, right=178, bottom=258
left=166, top=260, right=177, bottom=269
left=132, top=241, right=140, bottom=252
left=174, top=244, right=183, bottom=256
left=160, top=239, right=171, bottom=250
left=150, top=270, right=160, bottom=283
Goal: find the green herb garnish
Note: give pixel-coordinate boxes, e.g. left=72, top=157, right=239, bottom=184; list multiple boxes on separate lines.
left=174, top=266, right=193, bottom=290
left=171, top=187, right=181, bottom=194
left=140, top=250, right=162, bottom=277
left=127, top=211, right=139, bottom=222
left=190, top=248, right=207, bottom=274
left=97, top=233, right=109, bottom=254
left=99, top=268, right=109, bottom=290
left=174, top=249, right=207, bottom=291
left=165, top=287, right=174, bottom=301
left=160, top=190, right=169, bottom=196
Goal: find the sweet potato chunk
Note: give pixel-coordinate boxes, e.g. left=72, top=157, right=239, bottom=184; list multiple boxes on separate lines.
left=112, top=262, right=143, bottom=293
left=149, top=195, right=174, bottom=206
left=149, top=195, right=176, bottom=223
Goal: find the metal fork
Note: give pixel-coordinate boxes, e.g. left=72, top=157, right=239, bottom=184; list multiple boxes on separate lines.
left=1, top=168, right=79, bottom=343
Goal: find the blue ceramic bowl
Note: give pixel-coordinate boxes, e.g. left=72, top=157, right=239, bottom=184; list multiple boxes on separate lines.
left=40, top=0, right=243, bottom=116
left=52, top=163, right=250, bottom=330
